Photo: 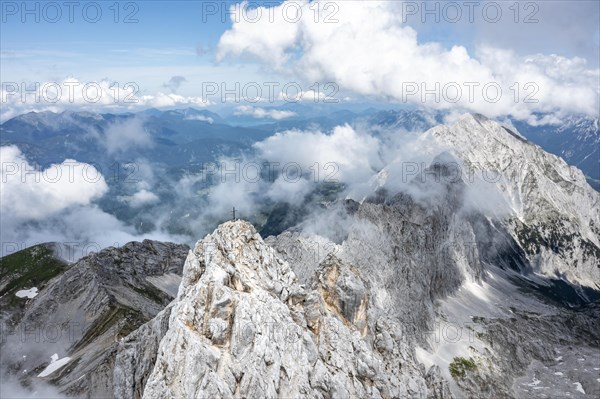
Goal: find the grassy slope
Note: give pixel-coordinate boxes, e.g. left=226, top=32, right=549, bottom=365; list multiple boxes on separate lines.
left=0, top=244, right=69, bottom=299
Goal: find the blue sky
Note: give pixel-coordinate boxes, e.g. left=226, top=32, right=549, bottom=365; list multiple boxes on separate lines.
left=1, top=0, right=599, bottom=121
left=1, top=1, right=233, bottom=83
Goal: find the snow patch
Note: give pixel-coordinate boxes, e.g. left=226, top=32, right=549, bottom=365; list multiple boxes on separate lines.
left=573, top=382, right=585, bottom=394
left=527, top=378, right=541, bottom=387
left=37, top=354, right=71, bottom=378
left=15, top=287, right=38, bottom=299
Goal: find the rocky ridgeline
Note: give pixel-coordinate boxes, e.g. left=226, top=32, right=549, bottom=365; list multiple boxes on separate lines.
left=140, top=220, right=435, bottom=398
left=0, top=240, right=189, bottom=397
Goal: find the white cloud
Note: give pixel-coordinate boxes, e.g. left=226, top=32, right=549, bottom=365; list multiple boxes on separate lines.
left=137, top=92, right=209, bottom=109
left=205, top=172, right=258, bottom=217
left=217, top=2, right=301, bottom=68
left=0, top=146, right=108, bottom=220
left=119, top=189, right=160, bottom=208
left=193, top=124, right=383, bottom=221
left=101, top=117, right=153, bottom=155
left=266, top=175, right=313, bottom=204
left=184, top=115, right=214, bottom=123
left=234, top=105, right=297, bottom=120
left=253, top=124, right=382, bottom=184
left=217, top=0, right=599, bottom=122
left=0, top=146, right=184, bottom=259
left=0, top=78, right=211, bottom=122
left=0, top=205, right=185, bottom=259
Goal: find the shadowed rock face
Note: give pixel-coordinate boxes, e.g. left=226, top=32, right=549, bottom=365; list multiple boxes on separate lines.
left=113, top=304, right=174, bottom=399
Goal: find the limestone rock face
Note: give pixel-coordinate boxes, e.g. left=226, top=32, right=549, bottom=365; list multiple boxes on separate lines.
left=316, top=254, right=369, bottom=336
left=113, top=305, right=174, bottom=399
left=142, top=221, right=430, bottom=399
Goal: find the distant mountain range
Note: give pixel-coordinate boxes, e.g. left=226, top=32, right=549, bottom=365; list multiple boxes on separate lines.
left=511, top=115, right=599, bottom=188
left=0, top=108, right=267, bottom=168
left=1, top=107, right=597, bottom=241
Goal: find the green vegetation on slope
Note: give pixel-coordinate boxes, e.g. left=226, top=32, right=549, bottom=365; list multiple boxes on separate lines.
left=449, top=357, right=477, bottom=379
left=0, top=244, right=69, bottom=297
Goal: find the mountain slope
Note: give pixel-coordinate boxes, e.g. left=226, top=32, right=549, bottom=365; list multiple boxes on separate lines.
left=376, top=114, right=599, bottom=288
left=0, top=240, right=189, bottom=397
left=511, top=115, right=599, bottom=187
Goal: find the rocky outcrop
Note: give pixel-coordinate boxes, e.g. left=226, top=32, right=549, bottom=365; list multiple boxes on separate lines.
left=142, top=221, right=430, bottom=398
left=316, top=254, right=369, bottom=336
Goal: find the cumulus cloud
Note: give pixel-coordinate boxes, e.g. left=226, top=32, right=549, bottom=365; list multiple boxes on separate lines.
left=0, top=77, right=210, bottom=122
left=173, top=124, right=384, bottom=226
left=0, top=145, right=185, bottom=259
left=217, top=0, right=599, bottom=122
left=253, top=124, right=383, bottom=184
left=234, top=105, right=297, bottom=120
left=181, top=123, right=386, bottom=231
left=0, top=146, right=108, bottom=220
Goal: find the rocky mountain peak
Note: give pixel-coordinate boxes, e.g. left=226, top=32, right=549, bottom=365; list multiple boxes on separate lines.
left=180, top=219, right=300, bottom=301
left=373, top=113, right=600, bottom=288
left=142, top=221, right=430, bottom=398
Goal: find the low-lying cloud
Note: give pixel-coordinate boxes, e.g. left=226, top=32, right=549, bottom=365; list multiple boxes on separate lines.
left=254, top=124, right=382, bottom=183
left=101, top=117, right=154, bottom=155
left=0, top=145, right=185, bottom=258
left=119, top=189, right=160, bottom=208
left=1, top=145, right=108, bottom=219
left=234, top=105, right=297, bottom=120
